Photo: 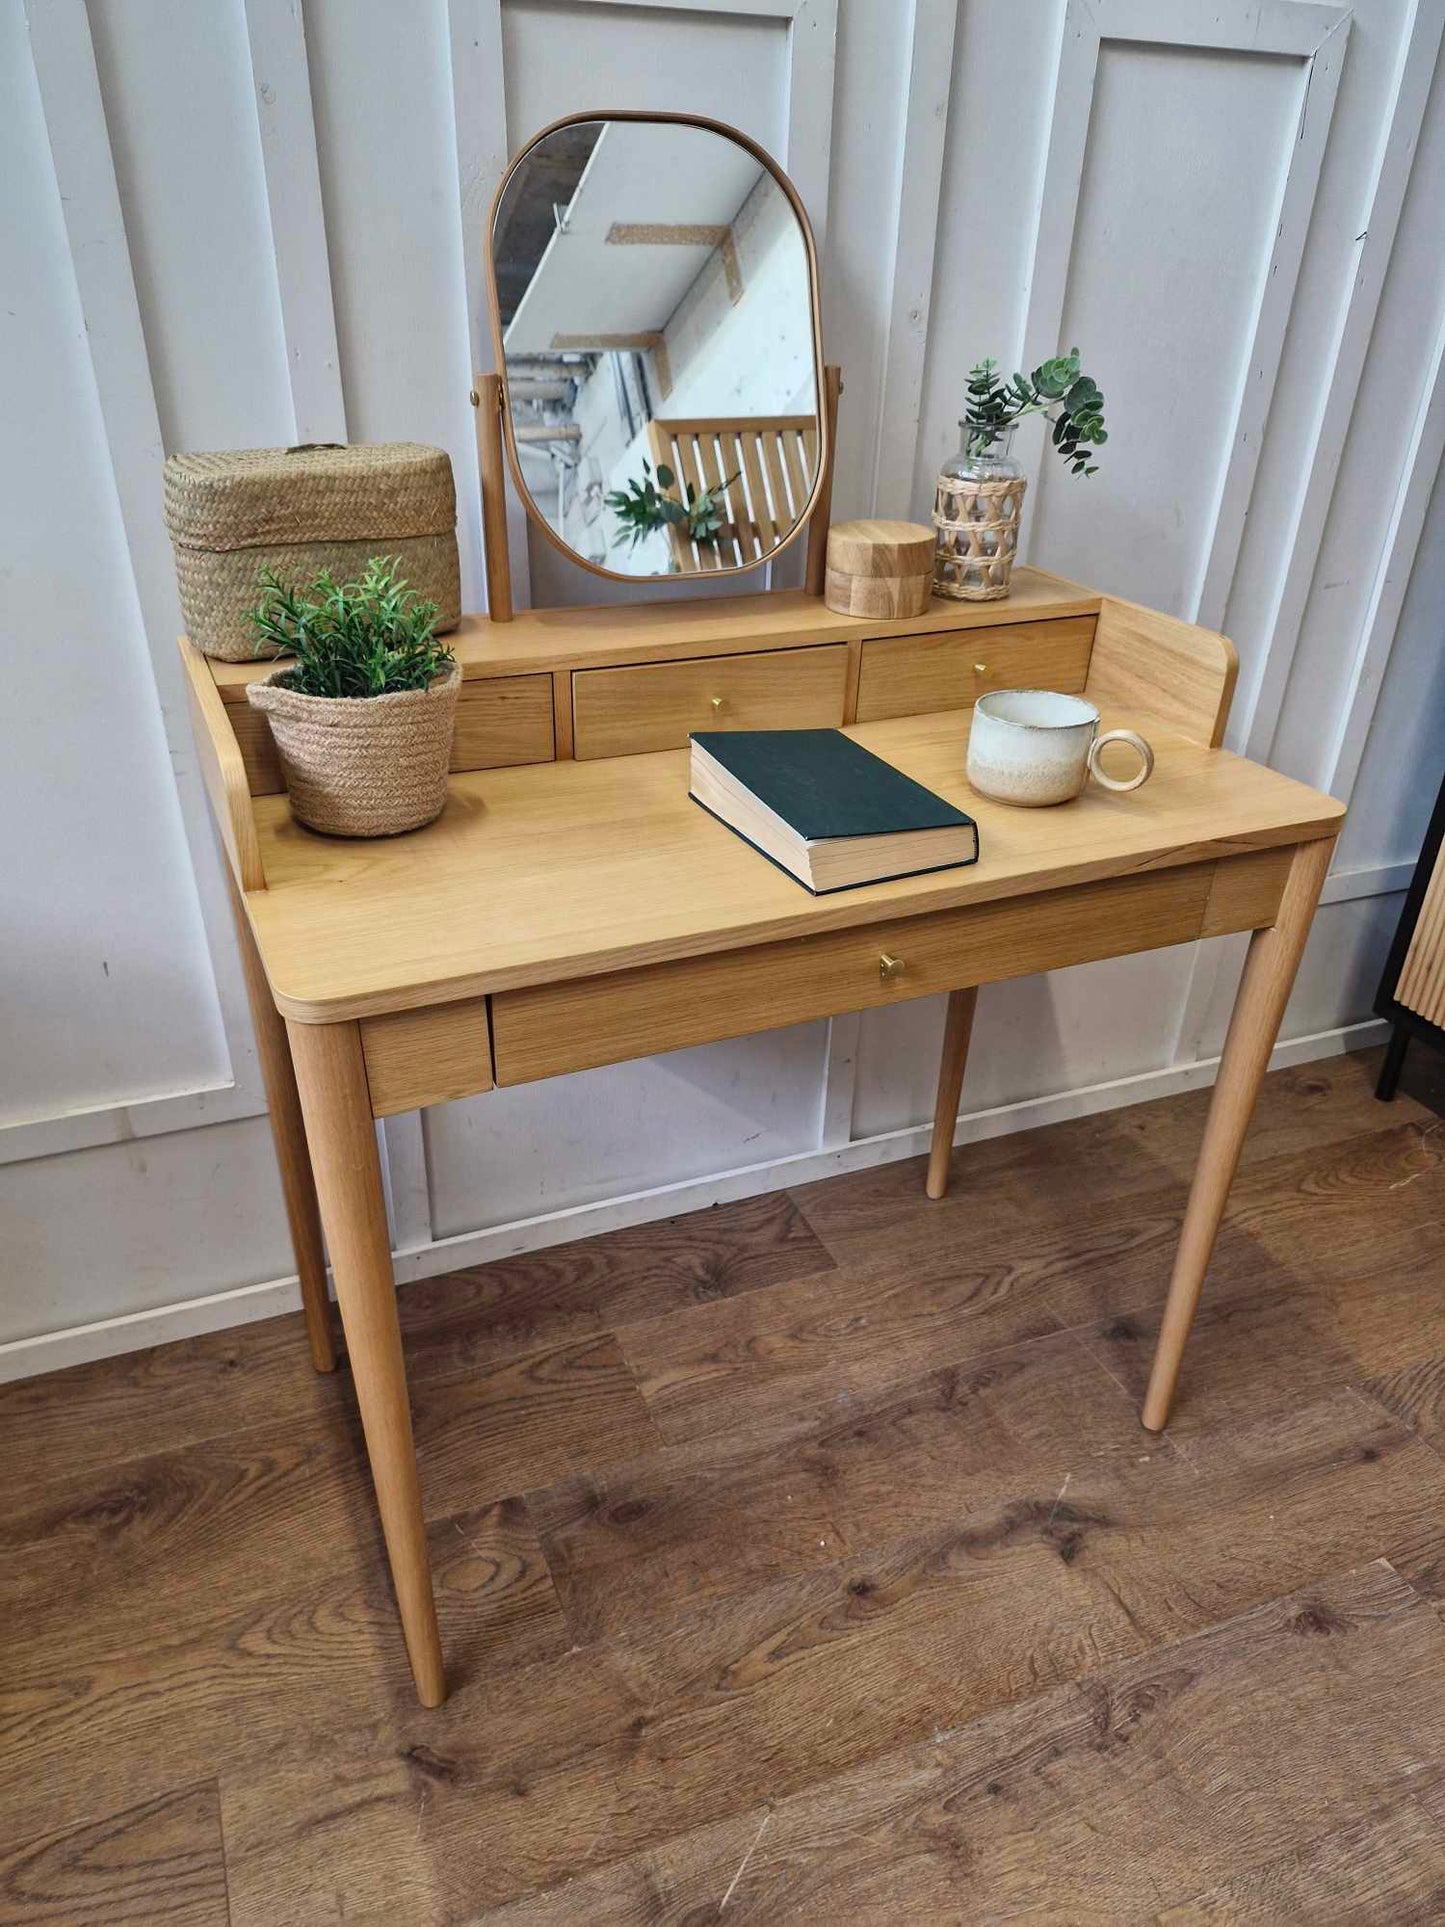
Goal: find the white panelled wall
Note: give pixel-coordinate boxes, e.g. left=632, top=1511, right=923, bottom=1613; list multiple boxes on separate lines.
left=3, top=0, right=1444, bottom=1379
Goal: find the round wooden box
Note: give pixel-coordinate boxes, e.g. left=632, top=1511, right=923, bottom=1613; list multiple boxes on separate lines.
left=824, top=519, right=937, bottom=618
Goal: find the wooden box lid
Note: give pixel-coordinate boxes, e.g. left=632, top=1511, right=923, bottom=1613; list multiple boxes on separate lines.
left=827, top=519, right=936, bottom=578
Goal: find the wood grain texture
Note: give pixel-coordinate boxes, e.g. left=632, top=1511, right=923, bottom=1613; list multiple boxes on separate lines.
left=178, top=634, right=263, bottom=889
left=245, top=707, right=1342, bottom=1022
left=0, top=1781, right=229, bottom=1926
left=226, top=865, right=335, bottom=1371
left=207, top=569, right=1101, bottom=694
left=926, top=984, right=977, bottom=1198
left=475, top=371, right=512, bottom=623
left=570, top=642, right=848, bottom=760
left=853, top=614, right=1095, bottom=722
left=477, top=1562, right=1445, bottom=1924
left=233, top=672, right=555, bottom=796
left=5, top=1049, right=1442, bottom=1921
left=1085, top=592, right=1240, bottom=748
left=1145, top=834, right=1336, bottom=1428
left=287, top=1019, right=444, bottom=1705
left=491, top=858, right=1225, bottom=1087
left=360, top=998, right=493, bottom=1116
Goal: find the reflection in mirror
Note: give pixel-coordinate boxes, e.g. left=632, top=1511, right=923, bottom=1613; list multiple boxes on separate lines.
left=492, top=117, right=820, bottom=578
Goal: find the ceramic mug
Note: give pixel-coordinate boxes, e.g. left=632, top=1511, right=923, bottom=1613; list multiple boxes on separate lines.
left=966, top=688, right=1154, bottom=807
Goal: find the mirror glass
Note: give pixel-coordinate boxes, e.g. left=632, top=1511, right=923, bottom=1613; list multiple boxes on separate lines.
left=491, top=116, right=821, bottom=579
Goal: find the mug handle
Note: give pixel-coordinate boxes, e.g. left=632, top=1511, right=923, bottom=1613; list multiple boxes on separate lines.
left=1088, top=728, right=1154, bottom=794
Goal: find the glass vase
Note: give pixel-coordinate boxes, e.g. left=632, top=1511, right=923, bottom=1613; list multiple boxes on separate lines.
left=932, top=420, right=1027, bottom=601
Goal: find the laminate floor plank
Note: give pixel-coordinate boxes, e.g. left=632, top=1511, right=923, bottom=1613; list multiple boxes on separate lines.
left=0, top=1780, right=230, bottom=1927
left=218, top=1385, right=1445, bottom=1919
left=790, top=1047, right=1429, bottom=1259
left=472, top=1561, right=1445, bottom=1925
left=0, top=1497, right=568, bottom=1855
left=1157, top=1793, right=1445, bottom=1924
left=397, top=1192, right=834, bottom=1383
left=528, top=1328, right=1165, bottom=1646
left=621, top=1119, right=1445, bottom=1449
left=5, top=1048, right=1445, bottom=1921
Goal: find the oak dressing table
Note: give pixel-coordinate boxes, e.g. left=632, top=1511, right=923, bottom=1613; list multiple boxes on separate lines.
left=175, top=112, right=1344, bottom=1705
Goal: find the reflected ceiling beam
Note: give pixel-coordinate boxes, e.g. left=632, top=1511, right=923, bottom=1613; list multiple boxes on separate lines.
left=550, top=330, right=673, bottom=397
left=605, top=222, right=742, bottom=304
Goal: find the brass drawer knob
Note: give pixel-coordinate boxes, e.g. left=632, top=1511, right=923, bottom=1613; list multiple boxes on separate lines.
left=973, top=662, right=988, bottom=678
left=879, top=952, right=906, bottom=982
left=711, top=695, right=725, bottom=711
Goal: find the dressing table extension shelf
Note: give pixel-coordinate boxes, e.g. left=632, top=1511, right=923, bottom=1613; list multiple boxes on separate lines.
left=181, top=565, right=1345, bottom=1707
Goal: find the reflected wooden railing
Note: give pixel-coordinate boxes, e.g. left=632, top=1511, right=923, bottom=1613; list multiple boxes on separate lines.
left=645, top=414, right=819, bottom=572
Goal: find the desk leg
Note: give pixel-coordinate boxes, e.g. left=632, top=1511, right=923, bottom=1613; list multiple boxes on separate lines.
left=926, top=987, right=979, bottom=1199
left=1142, top=835, right=1335, bottom=1432
left=226, top=871, right=335, bottom=1373
left=287, top=1019, right=446, bottom=1707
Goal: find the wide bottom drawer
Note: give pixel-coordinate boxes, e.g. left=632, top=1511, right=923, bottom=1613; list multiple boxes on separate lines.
left=490, top=848, right=1291, bottom=1086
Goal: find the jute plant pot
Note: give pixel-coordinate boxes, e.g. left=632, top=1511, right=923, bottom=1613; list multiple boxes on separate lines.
left=248, top=664, right=461, bottom=838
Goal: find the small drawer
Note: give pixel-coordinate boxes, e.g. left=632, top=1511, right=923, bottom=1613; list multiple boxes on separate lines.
left=450, top=674, right=554, bottom=772
left=571, top=643, right=849, bottom=760
left=229, top=672, right=554, bottom=796
left=854, top=616, right=1095, bottom=723
left=491, top=860, right=1216, bottom=1085
left=360, top=999, right=493, bottom=1116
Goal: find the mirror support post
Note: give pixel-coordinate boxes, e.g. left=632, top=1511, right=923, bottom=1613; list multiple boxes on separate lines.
left=473, top=373, right=514, bottom=624
left=804, top=364, right=844, bottom=597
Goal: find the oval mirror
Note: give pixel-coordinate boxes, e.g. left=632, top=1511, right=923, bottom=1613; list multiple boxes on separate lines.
left=487, top=112, right=824, bottom=581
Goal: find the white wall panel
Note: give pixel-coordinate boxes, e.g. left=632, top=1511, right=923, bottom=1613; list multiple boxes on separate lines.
left=6, top=0, right=1445, bottom=1373
left=1, top=0, right=231, bottom=1129
left=1337, top=463, right=1445, bottom=872
left=852, top=950, right=1196, bottom=1140
left=426, top=1022, right=830, bottom=1237
left=304, top=0, right=485, bottom=605
left=1029, top=41, right=1305, bottom=616
left=1, top=1117, right=291, bottom=1349
left=88, top=0, right=294, bottom=451
left=1272, top=40, right=1445, bottom=790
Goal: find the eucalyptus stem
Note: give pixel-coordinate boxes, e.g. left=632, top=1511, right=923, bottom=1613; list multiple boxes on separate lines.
left=961, top=348, right=1107, bottom=477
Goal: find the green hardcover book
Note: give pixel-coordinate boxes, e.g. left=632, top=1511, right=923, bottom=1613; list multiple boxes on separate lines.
left=689, top=728, right=979, bottom=894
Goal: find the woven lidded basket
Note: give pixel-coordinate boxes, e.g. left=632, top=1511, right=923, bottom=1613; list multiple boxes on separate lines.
left=248, top=664, right=461, bottom=838
left=164, top=443, right=461, bottom=660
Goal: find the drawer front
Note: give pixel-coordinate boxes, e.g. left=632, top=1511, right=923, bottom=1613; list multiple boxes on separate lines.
left=360, top=999, right=493, bottom=1115
left=854, top=617, right=1095, bottom=723
left=231, top=673, right=554, bottom=796
left=572, top=643, right=849, bottom=760
left=492, top=859, right=1220, bottom=1086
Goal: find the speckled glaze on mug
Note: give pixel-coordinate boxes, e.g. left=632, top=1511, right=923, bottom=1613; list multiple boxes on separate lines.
left=966, top=688, right=1154, bottom=807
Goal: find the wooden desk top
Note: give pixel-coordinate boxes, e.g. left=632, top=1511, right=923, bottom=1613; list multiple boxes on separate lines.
left=245, top=708, right=1345, bottom=1022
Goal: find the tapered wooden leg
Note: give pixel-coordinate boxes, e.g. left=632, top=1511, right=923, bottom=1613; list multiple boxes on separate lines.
left=926, top=986, right=979, bottom=1200
left=1142, top=836, right=1335, bottom=1432
left=287, top=1019, right=446, bottom=1707
left=225, top=870, right=336, bottom=1373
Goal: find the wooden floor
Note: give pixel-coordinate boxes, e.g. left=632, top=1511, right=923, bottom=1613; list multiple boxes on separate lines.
left=4, top=1046, right=1445, bottom=1924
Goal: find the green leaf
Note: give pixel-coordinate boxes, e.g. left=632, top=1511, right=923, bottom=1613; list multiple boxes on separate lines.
left=655, top=463, right=675, bottom=489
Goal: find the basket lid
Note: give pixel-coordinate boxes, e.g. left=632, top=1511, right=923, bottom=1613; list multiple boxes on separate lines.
left=163, top=442, right=455, bottom=550
left=827, top=518, right=935, bottom=576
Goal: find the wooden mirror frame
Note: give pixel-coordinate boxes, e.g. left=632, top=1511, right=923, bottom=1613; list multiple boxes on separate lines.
left=482, top=108, right=832, bottom=594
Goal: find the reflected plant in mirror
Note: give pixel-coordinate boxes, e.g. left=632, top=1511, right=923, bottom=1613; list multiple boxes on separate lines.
left=489, top=114, right=823, bottom=580
left=604, top=456, right=738, bottom=568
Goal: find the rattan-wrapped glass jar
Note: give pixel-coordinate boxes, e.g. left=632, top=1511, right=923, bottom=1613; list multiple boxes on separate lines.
left=932, top=421, right=1026, bottom=601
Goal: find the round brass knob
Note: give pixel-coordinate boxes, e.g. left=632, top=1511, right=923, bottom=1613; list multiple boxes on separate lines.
left=711, top=696, right=725, bottom=711
left=973, top=662, right=988, bottom=677
left=879, top=952, right=906, bottom=982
